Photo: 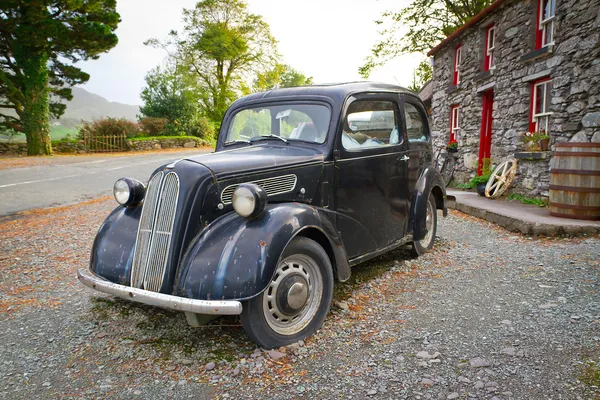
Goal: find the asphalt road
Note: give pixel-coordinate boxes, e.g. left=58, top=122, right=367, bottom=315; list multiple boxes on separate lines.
left=0, top=150, right=210, bottom=216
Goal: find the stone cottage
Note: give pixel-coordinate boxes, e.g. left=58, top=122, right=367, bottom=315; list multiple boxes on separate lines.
left=427, top=0, right=600, bottom=197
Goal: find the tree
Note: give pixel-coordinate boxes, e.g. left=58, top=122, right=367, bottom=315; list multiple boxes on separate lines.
left=253, top=63, right=313, bottom=92
left=0, top=1, right=120, bottom=155
left=147, top=0, right=278, bottom=127
left=139, top=63, right=214, bottom=139
left=140, top=64, right=199, bottom=129
left=407, top=60, right=433, bottom=92
left=359, top=0, right=492, bottom=78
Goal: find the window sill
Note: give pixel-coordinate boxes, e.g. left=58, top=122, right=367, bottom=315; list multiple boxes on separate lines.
left=514, top=151, right=552, bottom=161
left=474, top=69, right=493, bottom=82
left=519, top=45, right=554, bottom=63
left=446, top=85, right=461, bottom=95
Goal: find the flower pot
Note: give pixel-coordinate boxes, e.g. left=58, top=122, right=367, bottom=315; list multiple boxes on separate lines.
left=476, top=183, right=487, bottom=197
left=447, top=147, right=458, bottom=153
left=539, top=138, right=550, bottom=151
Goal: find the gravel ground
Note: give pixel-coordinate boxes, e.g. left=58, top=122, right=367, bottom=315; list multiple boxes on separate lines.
left=0, top=200, right=598, bottom=399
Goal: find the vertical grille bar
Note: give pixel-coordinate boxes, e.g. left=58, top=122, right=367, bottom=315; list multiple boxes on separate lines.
left=130, top=172, right=180, bottom=292
left=130, top=172, right=163, bottom=288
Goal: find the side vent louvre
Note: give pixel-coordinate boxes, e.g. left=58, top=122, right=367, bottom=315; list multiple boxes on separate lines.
left=220, top=174, right=298, bottom=205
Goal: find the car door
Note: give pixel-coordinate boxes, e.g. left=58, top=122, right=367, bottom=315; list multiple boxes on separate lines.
left=333, top=93, right=410, bottom=259
left=400, top=95, right=433, bottom=207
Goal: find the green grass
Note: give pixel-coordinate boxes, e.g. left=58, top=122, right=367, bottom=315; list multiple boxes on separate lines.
left=507, top=193, right=548, bottom=207
left=0, top=126, right=78, bottom=143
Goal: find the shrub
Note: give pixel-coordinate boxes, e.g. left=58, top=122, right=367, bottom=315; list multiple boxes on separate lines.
left=78, top=118, right=139, bottom=139
left=186, top=116, right=215, bottom=139
left=139, top=117, right=169, bottom=136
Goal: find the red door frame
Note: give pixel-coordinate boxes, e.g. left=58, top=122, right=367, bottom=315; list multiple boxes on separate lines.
left=478, top=90, right=494, bottom=175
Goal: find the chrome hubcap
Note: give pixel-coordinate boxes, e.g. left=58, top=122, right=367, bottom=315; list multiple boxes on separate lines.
left=263, top=254, right=323, bottom=336
left=287, top=282, right=309, bottom=309
left=419, top=201, right=434, bottom=247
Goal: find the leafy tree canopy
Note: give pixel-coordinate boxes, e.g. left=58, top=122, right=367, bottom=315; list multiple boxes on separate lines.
left=253, top=63, right=313, bottom=92
left=359, top=0, right=492, bottom=78
left=139, top=63, right=214, bottom=139
left=146, top=0, right=278, bottom=127
left=0, top=0, right=120, bottom=155
left=407, top=60, right=433, bottom=92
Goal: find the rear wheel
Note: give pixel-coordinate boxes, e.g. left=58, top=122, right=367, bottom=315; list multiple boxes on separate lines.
left=240, top=236, right=334, bottom=349
left=411, top=193, right=438, bottom=256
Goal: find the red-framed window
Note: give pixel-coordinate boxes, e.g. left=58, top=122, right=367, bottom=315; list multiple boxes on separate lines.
left=484, top=24, right=496, bottom=71
left=453, top=45, right=462, bottom=85
left=536, top=0, right=556, bottom=49
left=450, top=105, right=460, bottom=141
left=529, top=77, right=552, bottom=133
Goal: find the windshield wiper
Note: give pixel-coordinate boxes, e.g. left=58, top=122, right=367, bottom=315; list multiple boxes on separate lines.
left=249, top=134, right=288, bottom=144
left=227, top=139, right=252, bottom=144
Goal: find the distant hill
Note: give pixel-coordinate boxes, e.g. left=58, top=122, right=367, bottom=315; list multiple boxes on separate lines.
left=55, top=87, right=140, bottom=124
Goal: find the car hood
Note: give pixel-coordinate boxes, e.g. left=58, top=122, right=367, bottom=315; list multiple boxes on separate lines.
left=185, top=144, right=324, bottom=179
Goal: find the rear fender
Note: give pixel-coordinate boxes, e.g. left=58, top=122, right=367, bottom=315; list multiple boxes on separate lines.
left=410, top=166, right=448, bottom=241
left=175, top=203, right=350, bottom=301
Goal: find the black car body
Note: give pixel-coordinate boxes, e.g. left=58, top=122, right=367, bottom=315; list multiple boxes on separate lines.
left=78, top=82, right=447, bottom=348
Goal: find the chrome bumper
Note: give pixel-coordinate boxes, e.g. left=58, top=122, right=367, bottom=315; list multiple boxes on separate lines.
left=77, top=268, right=243, bottom=315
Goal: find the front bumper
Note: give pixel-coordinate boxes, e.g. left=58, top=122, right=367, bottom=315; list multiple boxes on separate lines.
left=77, top=268, right=243, bottom=315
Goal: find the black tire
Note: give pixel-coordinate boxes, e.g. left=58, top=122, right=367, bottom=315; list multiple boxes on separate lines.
left=240, top=236, right=334, bottom=349
left=411, top=193, right=438, bottom=256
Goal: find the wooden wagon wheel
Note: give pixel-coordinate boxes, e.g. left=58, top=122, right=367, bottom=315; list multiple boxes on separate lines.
left=485, top=159, right=518, bottom=198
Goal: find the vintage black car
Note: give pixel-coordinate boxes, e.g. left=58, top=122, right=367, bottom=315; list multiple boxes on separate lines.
left=78, top=82, right=447, bottom=348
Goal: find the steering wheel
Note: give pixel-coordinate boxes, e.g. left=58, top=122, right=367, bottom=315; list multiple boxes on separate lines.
left=485, top=159, right=518, bottom=198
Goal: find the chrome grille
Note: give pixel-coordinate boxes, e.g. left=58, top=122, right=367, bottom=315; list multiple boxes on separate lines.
left=130, top=172, right=180, bottom=292
left=220, top=174, right=298, bottom=205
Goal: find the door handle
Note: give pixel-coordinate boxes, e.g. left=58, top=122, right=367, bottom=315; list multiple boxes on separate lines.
left=399, top=155, right=410, bottom=162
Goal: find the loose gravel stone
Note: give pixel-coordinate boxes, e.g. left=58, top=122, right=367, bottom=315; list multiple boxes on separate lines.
left=1, top=206, right=598, bottom=399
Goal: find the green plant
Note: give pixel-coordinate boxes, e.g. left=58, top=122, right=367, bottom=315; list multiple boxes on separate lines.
left=507, top=193, right=549, bottom=207
left=458, top=158, right=492, bottom=189
left=522, top=131, right=548, bottom=150
left=78, top=118, right=139, bottom=139
left=139, top=117, right=169, bottom=136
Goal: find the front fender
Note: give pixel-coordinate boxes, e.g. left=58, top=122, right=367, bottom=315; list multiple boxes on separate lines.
left=410, top=166, right=447, bottom=241
left=175, top=203, right=349, bottom=301
left=90, top=205, right=142, bottom=285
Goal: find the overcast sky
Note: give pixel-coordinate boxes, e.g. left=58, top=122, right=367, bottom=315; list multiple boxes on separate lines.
left=79, top=0, right=421, bottom=105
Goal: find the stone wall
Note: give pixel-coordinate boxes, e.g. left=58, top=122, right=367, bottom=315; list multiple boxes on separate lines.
left=127, top=137, right=209, bottom=151
left=430, top=0, right=600, bottom=197
left=0, top=137, right=210, bottom=156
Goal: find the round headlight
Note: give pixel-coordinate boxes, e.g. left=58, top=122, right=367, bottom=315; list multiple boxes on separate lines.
left=113, top=178, right=145, bottom=207
left=232, top=183, right=267, bottom=218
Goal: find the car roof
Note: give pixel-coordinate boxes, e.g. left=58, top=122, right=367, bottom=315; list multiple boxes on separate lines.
left=231, top=82, right=416, bottom=107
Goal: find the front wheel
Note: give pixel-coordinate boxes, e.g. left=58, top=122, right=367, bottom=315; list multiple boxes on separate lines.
left=411, top=193, right=438, bottom=256
left=240, top=236, right=334, bottom=349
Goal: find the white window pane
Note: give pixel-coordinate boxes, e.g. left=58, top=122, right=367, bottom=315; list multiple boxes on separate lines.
left=535, top=84, right=544, bottom=115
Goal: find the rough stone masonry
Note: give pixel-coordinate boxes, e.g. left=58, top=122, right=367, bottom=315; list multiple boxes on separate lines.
left=429, top=0, right=600, bottom=197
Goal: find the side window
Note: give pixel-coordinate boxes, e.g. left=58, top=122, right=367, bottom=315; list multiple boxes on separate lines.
left=342, top=100, right=398, bottom=150
left=404, top=102, right=427, bottom=142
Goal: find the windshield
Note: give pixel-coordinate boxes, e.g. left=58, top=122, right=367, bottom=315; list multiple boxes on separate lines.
left=225, top=104, right=331, bottom=144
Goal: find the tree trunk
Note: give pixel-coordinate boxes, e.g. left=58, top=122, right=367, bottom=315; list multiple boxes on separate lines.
left=22, top=54, right=52, bottom=156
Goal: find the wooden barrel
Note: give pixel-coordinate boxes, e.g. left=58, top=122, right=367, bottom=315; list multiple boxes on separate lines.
left=549, top=142, right=600, bottom=220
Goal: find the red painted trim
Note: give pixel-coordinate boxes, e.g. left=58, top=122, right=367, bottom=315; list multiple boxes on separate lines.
left=450, top=105, right=459, bottom=141
left=478, top=91, right=494, bottom=175
left=484, top=24, right=494, bottom=71
left=529, top=77, right=551, bottom=132
left=427, top=0, right=508, bottom=57
left=453, top=45, right=462, bottom=85
left=535, top=0, right=543, bottom=49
